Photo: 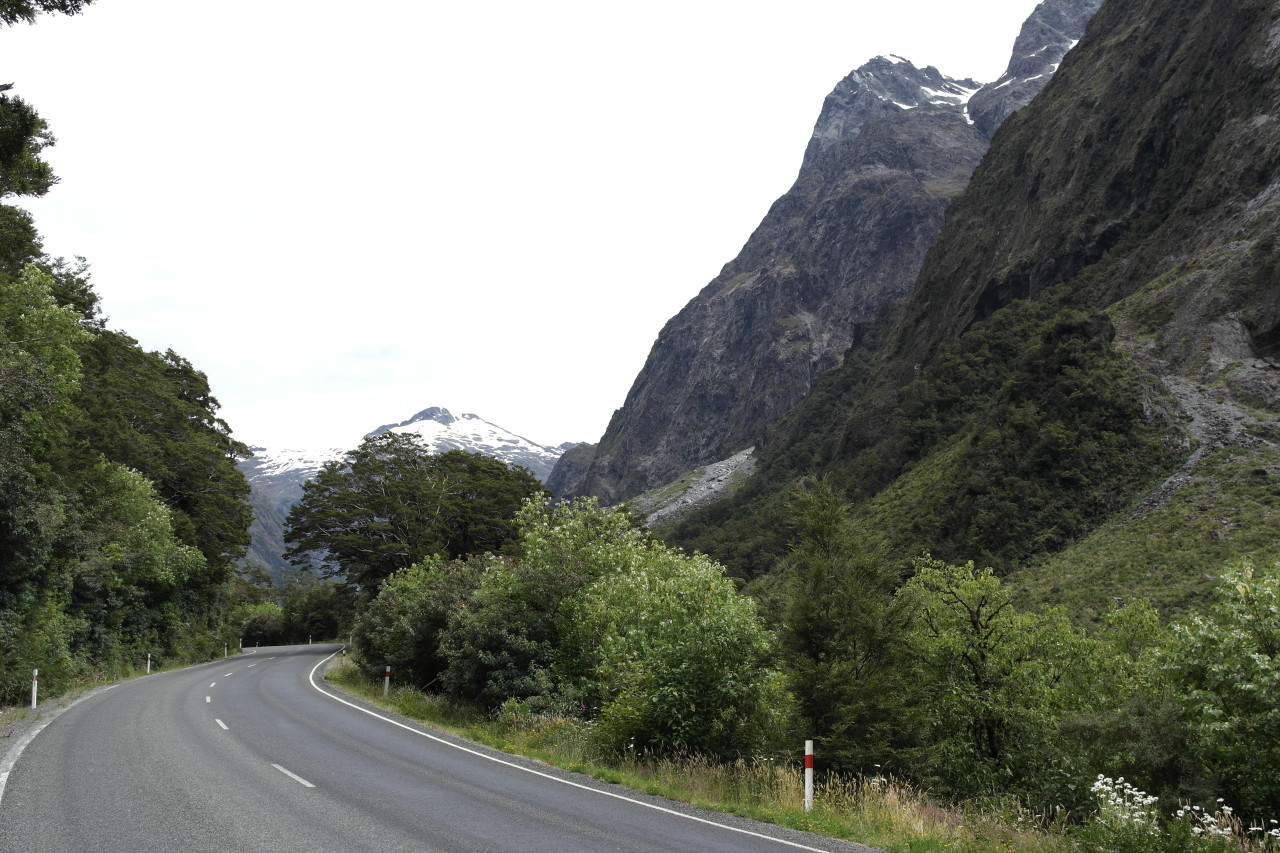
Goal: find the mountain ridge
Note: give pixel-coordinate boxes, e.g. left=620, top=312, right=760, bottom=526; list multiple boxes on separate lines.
left=666, top=0, right=1280, bottom=610
left=553, top=0, right=1103, bottom=504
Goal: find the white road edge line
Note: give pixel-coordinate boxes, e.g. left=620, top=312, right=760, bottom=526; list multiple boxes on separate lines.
left=0, top=683, right=116, bottom=806
left=272, top=763, right=316, bottom=788
left=216, top=719, right=229, bottom=730
left=308, top=653, right=836, bottom=853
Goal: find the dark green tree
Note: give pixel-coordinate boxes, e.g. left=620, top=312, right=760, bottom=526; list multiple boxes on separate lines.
left=779, top=477, right=917, bottom=773
left=284, top=435, right=547, bottom=592
left=354, top=554, right=486, bottom=688
left=0, top=94, right=56, bottom=201
left=279, top=569, right=358, bottom=643
left=0, top=264, right=90, bottom=601
left=0, top=0, right=94, bottom=26
left=0, top=95, right=53, bottom=277
left=70, top=330, right=252, bottom=581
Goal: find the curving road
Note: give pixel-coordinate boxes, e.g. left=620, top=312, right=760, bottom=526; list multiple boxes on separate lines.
left=0, top=645, right=879, bottom=853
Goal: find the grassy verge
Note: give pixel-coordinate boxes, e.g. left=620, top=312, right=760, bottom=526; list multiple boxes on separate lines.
left=323, top=658, right=1065, bottom=853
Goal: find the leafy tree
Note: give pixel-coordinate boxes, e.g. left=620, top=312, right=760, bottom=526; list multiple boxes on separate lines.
left=63, top=459, right=207, bottom=658
left=0, top=94, right=56, bottom=200
left=510, top=498, right=791, bottom=756
left=437, top=555, right=561, bottom=706
left=569, top=541, right=790, bottom=758
left=39, top=256, right=102, bottom=328
left=355, top=555, right=485, bottom=687
left=431, top=497, right=646, bottom=706
left=284, top=435, right=547, bottom=591
left=778, top=477, right=916, bottom=772
left=1160, top=559, right=1280, bottom=814
left=1063, top=600, right=1207, bottom=808
left=236, top=602, right=285, bottom=647
left=0, top=92, right=57, bottom=286
left=0, top=204, right=40, bottom=275
left=279, top=569, right=358, bottom=643
left=899, top=555, right=1094, bottom=801
left=0, top=263, right=90, bottom=596
left=70, top=330, right=252, bottom=580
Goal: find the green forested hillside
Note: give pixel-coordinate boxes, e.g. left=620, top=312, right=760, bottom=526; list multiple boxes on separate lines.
left=667, top=0, right=1280, bottom=617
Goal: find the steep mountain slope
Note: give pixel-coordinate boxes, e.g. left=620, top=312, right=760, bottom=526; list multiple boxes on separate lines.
left=673, top=0, right=1280, bottom=606
left=557, top=0, right=1101, bottom=504
left=238, top=407, right=571, bottom=579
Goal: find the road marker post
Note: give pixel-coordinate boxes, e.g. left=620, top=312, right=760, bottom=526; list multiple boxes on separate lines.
left=31, top=669, right=37, bottom=709
left=383, top=665, right=391, bottom=698
left=804, top=740, right=814, bottom=812
left=146, top=653, right=151, bottom=674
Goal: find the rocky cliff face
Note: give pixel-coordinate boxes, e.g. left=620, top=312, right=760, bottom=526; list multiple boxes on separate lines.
left=556, top=0, right=1101, bottom=503
left=876, top=0, right=1280, bottom=392
left=672, top=0, right=1280, bottom=596
left=967, top=0, right=1103, bottom=138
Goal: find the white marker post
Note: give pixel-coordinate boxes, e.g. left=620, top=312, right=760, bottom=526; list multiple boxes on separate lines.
left=31, top=669, right=38, bottom=709
left=146, top=653, right=151, bottom=674
left=804, top=740, right=814, bottom=812
left=383, top=665, right=391, bottom=698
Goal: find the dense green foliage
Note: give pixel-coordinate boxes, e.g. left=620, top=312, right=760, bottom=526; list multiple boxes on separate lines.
left=1159, top=560, right=1280, bottom=815
left=0, top=262, right=253, bottom=699
left=343, top=470, right=1280, bottom=827
left=761, top=484, right=1280, bottom=824
left=284, top=435, right=548, bottom=591
left=899, top=556, right=1095, bottom=803
left=356, top=498, right=789, bottom=757
left=71, top=330, right=253, bottom=580
left=776, top=477, right=914, bottom=771
left=0, top=57, right=258, bottom=701
left=672, top=299, right=1180, bottom=581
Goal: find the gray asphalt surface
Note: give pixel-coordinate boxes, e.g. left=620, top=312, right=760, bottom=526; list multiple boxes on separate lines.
left=0, top=645, right=882, bottom=853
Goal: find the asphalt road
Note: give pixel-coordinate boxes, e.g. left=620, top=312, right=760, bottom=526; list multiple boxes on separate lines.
left=0, top=645, right=880, bottom=853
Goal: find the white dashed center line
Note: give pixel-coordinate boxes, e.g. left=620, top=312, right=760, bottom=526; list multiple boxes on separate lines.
left=271, top=764, right=315, bottom=788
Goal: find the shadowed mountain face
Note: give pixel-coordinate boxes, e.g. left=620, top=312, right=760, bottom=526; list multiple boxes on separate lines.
left=668, top=0, right=1280, bottom=592
left=556, top=0, right=1102, bottom=504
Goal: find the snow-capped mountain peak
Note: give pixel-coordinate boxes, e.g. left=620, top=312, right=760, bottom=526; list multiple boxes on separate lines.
left=367, top=407, right=568, bottom=480
left=237, top=406, right=576, bottom=579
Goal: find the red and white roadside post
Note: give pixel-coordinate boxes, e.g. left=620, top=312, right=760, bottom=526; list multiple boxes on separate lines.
left=31, top=669, right=38, bottom=709
left=383, top=665, right=391, bottom=698
left=804, top=739, right=814, bottom=812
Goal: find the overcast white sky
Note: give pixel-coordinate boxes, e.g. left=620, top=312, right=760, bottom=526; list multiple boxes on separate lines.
left=3, top=0, right=1039, bottom=451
